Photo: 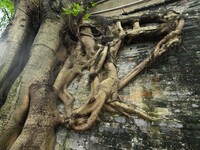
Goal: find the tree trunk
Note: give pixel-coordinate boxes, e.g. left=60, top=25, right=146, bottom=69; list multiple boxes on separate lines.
left=0, top=0, right=66, bottom=149
left=10, top=81, right=59, bottom=150
left=0, top=0, right=35, bottom=106
left=1, top=0, right=198, bottom=150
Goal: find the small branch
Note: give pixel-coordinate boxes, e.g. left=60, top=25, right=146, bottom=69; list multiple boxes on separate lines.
left=108, top=101, right=154, bottom=121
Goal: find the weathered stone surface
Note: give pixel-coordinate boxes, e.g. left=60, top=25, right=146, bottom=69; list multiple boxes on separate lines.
left=55, top=0, right=200, bottom=149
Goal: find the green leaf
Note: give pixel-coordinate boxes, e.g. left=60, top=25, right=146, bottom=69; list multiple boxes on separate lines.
left=0, top=0, right=14, bottom=34
left=72, top=9, right=79, bottom=16
left=83, top=13, right=90, bottom=20
left=90, top=2, right=97, bottom=7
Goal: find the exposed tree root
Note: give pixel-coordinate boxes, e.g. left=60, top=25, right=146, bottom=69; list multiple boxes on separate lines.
left=67, top=62, right=119, bottom=131
left=53, top=10, right=185, bottom=131
left=0, top=4, right=185, bottom=149
left=107, top=101, right=154, bottom=121
left=119, top=18, right=184, bottom=89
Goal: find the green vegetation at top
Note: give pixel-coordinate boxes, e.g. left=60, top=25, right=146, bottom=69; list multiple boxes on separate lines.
left=62, top=1, right=96, bottom=20
left=62, top=2, right=84, bottom=17
left=0, top=0, right=14, bottom=16
left=0, top=0, right=14, bottom=34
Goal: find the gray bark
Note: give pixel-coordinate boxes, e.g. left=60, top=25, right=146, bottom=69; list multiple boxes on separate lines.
left=0, top=0, right=199, bottom=150
left=0, top=0, right=35, bottom=106
left=0, top=1, right=66, bottom=148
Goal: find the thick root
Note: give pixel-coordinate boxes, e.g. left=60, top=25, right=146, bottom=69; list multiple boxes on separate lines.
left=57, top=10, right=185, bottom=131
left=59, top=88, right=74, bottom=117
left=119, top=17, right=184, bottom=89
left=67, top=62, right=119, bottom=131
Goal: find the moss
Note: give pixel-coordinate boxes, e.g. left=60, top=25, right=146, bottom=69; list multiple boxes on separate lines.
left=142, top=91, right=156, bottom=114
left=148, top=126, right=161, bottom=139
left=64, top=138, right=72, bottom=149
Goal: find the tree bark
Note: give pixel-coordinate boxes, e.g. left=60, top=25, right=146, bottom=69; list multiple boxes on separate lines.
left=0, top=0, right=187, bottom=149
left=0, top=3, right=66, bottom=148
left=0, top=0, right=35, bottom=106
left=10, top=81, right=59, bottom=150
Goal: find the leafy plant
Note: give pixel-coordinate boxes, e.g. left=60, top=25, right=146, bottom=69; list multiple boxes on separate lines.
left=0, top=0, right=14, bottom=17
left=62, top=2, right=84, bottom=17
left=83, top=13, right=90, bottom=20
left=0, top=0, right=14, bottom=34
left=90, top=1, right=97, bottom=7
left=62, top=1, right=96, bottom=20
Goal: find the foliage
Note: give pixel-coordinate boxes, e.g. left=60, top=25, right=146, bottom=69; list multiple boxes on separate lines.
left=62, top=1, right=96, bottom=20
left=0, top=0, right=14, bottom=34
left=83, top=13, right=90, bottom=20
left=0, top=0, right=14, bottom=15
left=90, top=1, right=97, bottom=7
left=62, top=2, right=84, bottom=17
